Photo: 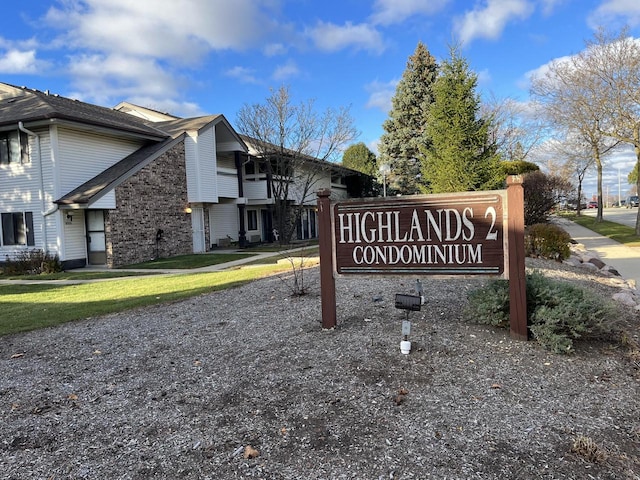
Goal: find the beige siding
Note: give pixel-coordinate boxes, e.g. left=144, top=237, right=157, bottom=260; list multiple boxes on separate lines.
left=185, top=128, right=218, bottom=203
left=56, top=127, right=144, bottom=198
left=62, top=210, right=86, bottom=261
left=209, top=202, right=239, bottom=245
left=217, top=171, right=239, bottom=198
left=197, top=127, right=218, bottom=203
left=0, top=129, right=48, bottom=258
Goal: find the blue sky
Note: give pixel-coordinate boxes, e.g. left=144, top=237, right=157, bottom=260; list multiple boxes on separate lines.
left=2, top=0, right=640, bottom=198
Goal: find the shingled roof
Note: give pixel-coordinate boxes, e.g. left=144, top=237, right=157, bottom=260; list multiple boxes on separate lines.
left=55, top=115, right=239, bottom=206
left=0, top=84, right=167, bottom=139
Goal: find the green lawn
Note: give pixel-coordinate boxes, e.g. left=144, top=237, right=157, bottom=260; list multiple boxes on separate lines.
left=564, top=214, right=640, bottom=247
left=0, top=271, right=159, bottom=281
left=241, top=246, right=320, bottom=266
left=120, top=252, right=254, bottom=269
left=0, top=263, right=294, bottom=336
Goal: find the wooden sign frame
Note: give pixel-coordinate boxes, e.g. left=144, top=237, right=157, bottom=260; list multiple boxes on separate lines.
left=317, top=176, right=527, bottom=340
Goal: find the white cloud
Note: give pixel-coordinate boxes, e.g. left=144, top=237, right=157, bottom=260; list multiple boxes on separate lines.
left=0, top=49, right=39, bottom=74
left=225, top=66, right=261, bottom=84
left=272, top=60, right=300, bottom=81
left=306, top=21, right=385, bottom=53
left=370, top=0, right=450, bottom=25
left=520, top=52, right=578, bottom=90
left=263, top=43, right=288, bottom=57
left=44, top=0, right=279, bottom=63
left=476, top=68, right=492, bottom=86
left=587, top=0, right=640, bottom=29
left=66, top=53, right=180, bottom=106
left=365, top=79, right=398, bottom=112
left=454, top=0, right=535, bottom=45
left=538, top=0, right=567, bottom=16
left=127, top=97, right=205, bottom=118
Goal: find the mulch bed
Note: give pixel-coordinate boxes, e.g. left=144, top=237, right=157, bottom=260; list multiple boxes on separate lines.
left=1, top=257, right=639, bottom=479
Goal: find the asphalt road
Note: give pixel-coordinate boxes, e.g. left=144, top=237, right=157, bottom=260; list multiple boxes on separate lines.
left=581, top=206, right=640, bottom=228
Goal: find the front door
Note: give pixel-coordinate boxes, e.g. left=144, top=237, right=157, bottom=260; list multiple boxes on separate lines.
left=261, top=209, right=272, bottom=243
left=86, top=210, right=106, bottom=265
left=191, top=206, right=205, bottom=253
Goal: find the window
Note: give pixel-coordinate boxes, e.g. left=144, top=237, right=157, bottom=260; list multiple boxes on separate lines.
left=0, top=130, right=29, bottom=165
left=331, top=173, right=345, bottom=185
left=245, top=160, right=255, bottom=175
left=247, top=210, right=258, bottom=231
left=296, top=208, right=317, bottom=240
left=1, top=212, right=34, bottom=246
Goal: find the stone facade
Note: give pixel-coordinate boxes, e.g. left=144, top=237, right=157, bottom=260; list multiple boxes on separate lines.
left=105, top=142, right=193, bottom=267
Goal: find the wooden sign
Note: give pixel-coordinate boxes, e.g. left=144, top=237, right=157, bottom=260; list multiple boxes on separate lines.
left=317, top=178, right=526, bottom=339
left=332, top=192, right=506, bottom=276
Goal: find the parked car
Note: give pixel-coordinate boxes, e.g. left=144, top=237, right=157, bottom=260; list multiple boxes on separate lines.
left=587, top=201, right=598, bottom=209
left=626, top=195, right=639, bottom=208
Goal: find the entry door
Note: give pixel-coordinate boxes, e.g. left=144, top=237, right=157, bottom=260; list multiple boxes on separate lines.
left=191, top=207, right=205, bottom=253
left=86, top=210, right=106, bottom=265
left=261, top=209, right=272, bottom=242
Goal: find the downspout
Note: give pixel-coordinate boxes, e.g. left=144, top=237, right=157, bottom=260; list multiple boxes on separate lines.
left=18, top=122, right=49, bottom=251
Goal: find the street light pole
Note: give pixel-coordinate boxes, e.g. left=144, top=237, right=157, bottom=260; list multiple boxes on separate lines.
left=379, top=164, right=390, bottom=197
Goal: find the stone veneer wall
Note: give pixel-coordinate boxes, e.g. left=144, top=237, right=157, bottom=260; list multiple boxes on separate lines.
left=105, top=142, right=193, bottom=267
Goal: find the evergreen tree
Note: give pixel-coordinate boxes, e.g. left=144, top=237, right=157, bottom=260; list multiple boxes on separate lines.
left=421, top=46, right=502, bottom=193
left=378, top=42, right=437, bottom=194
left=342, top=142, right=377, bottom=176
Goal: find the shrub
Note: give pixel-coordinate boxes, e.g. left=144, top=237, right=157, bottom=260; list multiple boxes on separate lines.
left=523, top=171, right=573, bottom=225
left=2, top=249, right=62, bottom=276
left=571, top=436, right=608, bottom=464
left=525, top=223, right=571, bottom=261
left=465, top=271, right=615, bottom=354
left=466, top=279, right=510, bottom=328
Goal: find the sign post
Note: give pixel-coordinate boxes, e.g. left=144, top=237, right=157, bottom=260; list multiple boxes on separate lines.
left=317, top=179, right=528, bottom=340
left=317, top=189, right=337, bottom=329
left=506, top=176, right=528, bottom=340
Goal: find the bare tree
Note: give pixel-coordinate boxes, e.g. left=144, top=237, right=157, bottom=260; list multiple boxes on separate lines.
left=543, top=135, right=597, bottom=215
left=483, top=94, right=547, bottom=164
left=580, top=28, right=640, bottom=233
left=236, top=86, right=358, bottom=244
left=530, top=45, right=620, bottom=222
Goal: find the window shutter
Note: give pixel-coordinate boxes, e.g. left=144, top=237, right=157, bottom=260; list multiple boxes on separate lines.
left=25, top=212, right=35, bottom=246
left=1, top=213, right=13, bottom=245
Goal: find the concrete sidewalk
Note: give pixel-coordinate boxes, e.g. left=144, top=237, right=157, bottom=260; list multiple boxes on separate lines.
left=0, top=246, right=316, bottom=285
left=553, top=217, right=640, bottom=289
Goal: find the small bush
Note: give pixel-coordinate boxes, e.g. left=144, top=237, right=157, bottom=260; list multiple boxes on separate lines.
left=523, top=171, right=573, bottom=225
left=2, top=249, right=62, bottom=276
left=466, top=279, right=510, bottom=328
left=525, top=223, right=571, bottom=261
left=571, top=436, right=608, bottom=463
left=465, top=271, right=615, bottom=354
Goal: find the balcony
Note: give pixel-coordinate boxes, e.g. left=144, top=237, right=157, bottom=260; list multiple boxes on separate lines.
left=243, top=179, right=269, bottom=200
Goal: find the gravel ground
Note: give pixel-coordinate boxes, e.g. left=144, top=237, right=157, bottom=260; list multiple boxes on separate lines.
left=1, top=258, right=639, bottom=480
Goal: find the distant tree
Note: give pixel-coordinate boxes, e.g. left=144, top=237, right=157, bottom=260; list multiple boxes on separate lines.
left=342, top=142, right=377, bottom=176
left=549, top=134, right=595, bottom=216
left=530, top=32, right=620, bottom=223
left=236, top=86, right=357, bottom=244
left=484, top=95, right=547, bottom=164
left=378, top=41, right=438, bottom=194
left=420, top=46, right=503, bottom=193
left=629, top=164, right=638, bottom=185
left=581, top=28, right=640, bottom=232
